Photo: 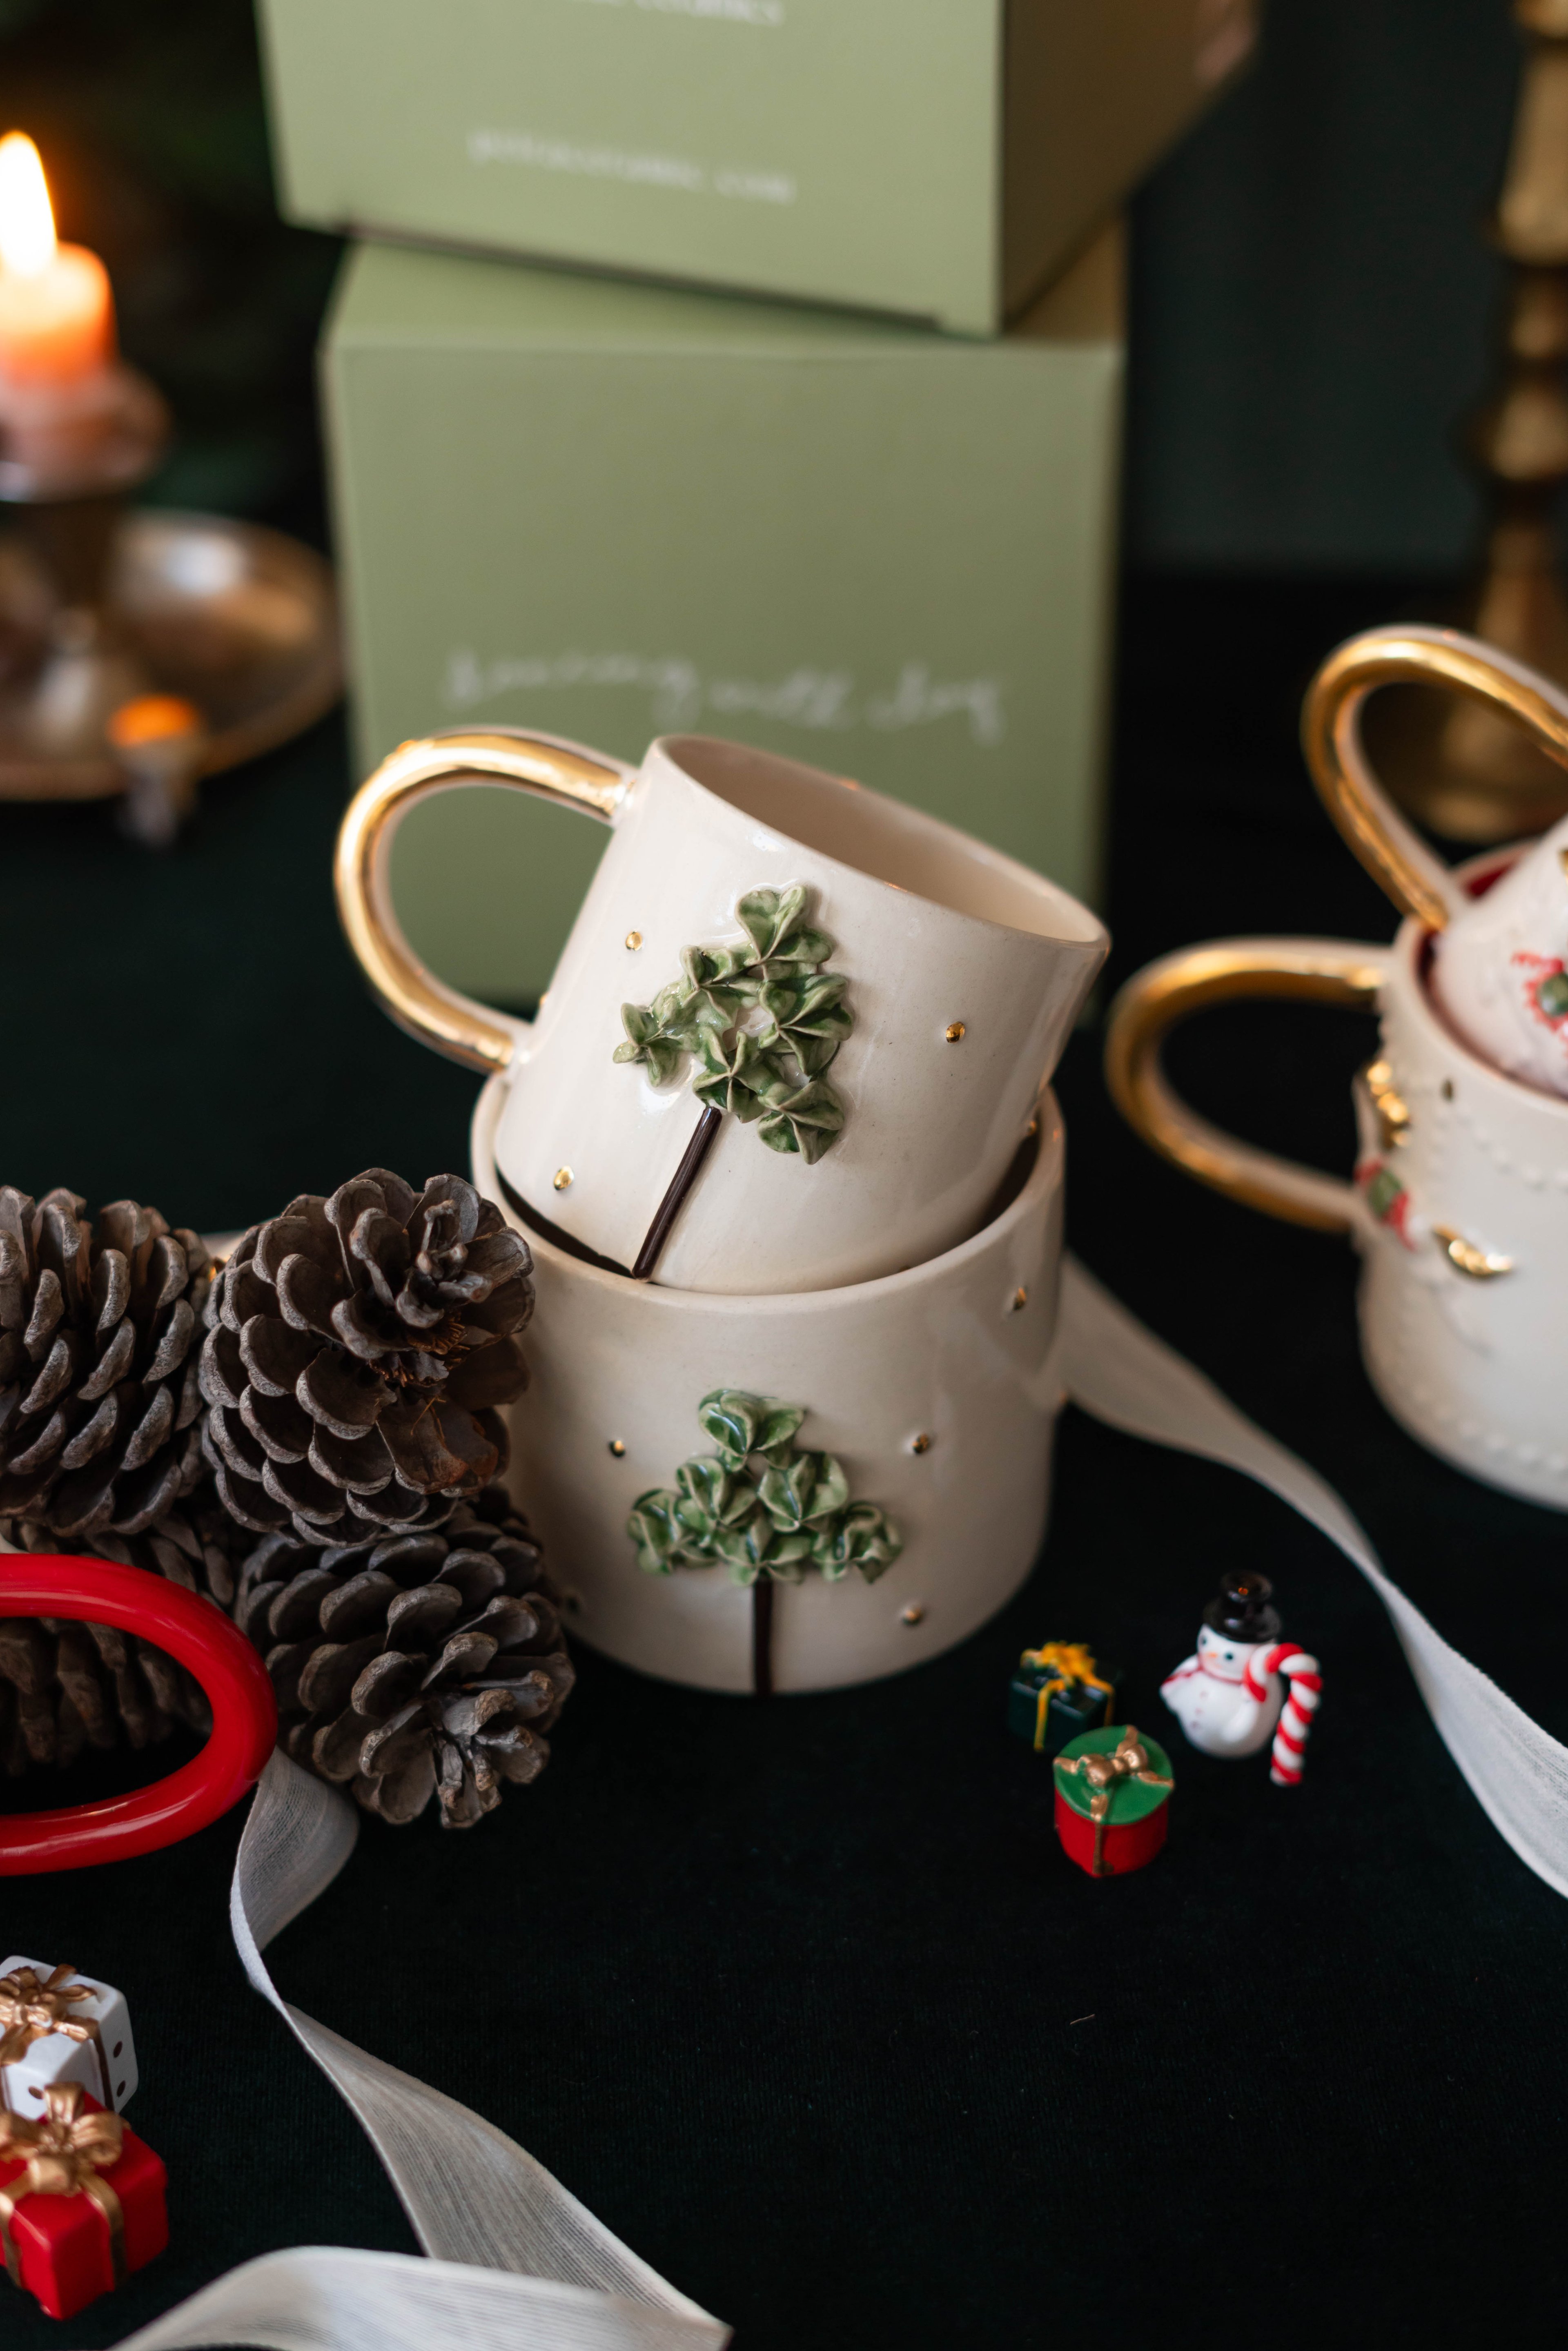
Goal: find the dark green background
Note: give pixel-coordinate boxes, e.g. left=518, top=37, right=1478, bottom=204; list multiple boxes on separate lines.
left=3, top=6, right=1566, bottom=2346
left=1129, top=0, right=1524, bottom=572
left=8, top=579, right=1568, bottom=2349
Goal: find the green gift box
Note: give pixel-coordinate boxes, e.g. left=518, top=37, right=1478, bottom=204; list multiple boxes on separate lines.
left=1006, top=1643, right=1120, bottom=1756
left=1054, top=1725, right=1173, bottom=1878
left=262, top=0, right=1255, bottom=336
left=323, top=229, right=1123, bottom=1005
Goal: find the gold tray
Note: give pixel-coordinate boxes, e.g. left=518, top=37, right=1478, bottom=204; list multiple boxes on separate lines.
left=0, top=507, right=342, bottom=800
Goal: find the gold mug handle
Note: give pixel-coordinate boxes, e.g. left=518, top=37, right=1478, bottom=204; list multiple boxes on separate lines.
left=1301, top=623, right=1568, bottom=929
left=1103, top=938, right=1394, bottom=1233
left=334, top=728, right=633, bottom=1075
left=1108, top=628, right=1568, bottom=1230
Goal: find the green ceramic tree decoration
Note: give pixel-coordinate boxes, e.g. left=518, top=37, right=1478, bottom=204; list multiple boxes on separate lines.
left=627, top=1387, right=902, bottom=1694
left=612, top=887, right=854, bottom=1277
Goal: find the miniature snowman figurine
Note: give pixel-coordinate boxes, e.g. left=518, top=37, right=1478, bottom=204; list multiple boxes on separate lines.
left=1161, top=1571, right=1321, bottom=1785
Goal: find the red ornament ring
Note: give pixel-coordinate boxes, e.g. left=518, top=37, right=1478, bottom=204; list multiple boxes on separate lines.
left=0, top=1555, right=277, bottom=1874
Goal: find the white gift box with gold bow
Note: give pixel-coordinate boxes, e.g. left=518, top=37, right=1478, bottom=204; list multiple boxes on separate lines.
left=0, top=1961, right=137, bottom=2117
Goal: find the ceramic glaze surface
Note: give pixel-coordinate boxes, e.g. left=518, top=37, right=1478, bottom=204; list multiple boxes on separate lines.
left=492, top=734, right=1104, bottom=1293
left=474, top=1075, right=1067, bottom=1692
left=1430, top=815, right=1568, bottom=1096
left=1354, top=896, right=1568, bottom=1511
left=1111, top=628, right=1568, bottom=1514
left=1160, top=1631, right=1283, bottom=1756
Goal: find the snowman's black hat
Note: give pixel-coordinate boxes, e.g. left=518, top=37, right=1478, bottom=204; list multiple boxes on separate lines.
left=1204, top=1570, right=1281, bottom=1643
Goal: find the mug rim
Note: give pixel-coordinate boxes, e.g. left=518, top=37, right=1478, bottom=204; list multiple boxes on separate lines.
left=474, top=1072, right=1062, bottom=1314
left=647, top=732, right=1108, bottom=957
left=1398, top=842, right=1568, bottom=1120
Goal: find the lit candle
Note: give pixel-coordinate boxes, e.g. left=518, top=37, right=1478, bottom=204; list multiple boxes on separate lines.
left=0, top=132, right=114, bottom=396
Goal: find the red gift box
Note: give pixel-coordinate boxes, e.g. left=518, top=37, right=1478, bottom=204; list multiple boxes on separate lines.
left=1052, top=1725, right=1174, bottom=1879
left=0, top=2081, right=166, bottom=2320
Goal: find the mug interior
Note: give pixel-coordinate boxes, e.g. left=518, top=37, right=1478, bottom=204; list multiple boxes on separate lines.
left=1412, top=842, right=1568, bottom=1113
left=661, top=734, right=1104, bottom=947
left=474, top=1074, right=1060, bottom=1306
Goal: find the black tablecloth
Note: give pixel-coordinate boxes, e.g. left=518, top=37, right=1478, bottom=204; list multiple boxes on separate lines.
left=6, top=576, right=1565, bottom=2349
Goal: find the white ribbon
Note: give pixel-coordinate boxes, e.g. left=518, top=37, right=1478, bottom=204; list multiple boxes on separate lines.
left=225, top=1756, right=720, bottom=2302
left=107, top=1255, right=1568, bottom=2351
left=98, top=2248, right=721, bottom=2351
left=107, top=1752, right=730, bottom=2351
left=1058, top=1257, right=1568, bottom=1896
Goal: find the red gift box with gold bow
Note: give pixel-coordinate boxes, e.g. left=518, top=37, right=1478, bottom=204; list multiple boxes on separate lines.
left=1052, top=1724, right=1174, bottom=1879
left=0, top=2080, right=167, bottom=2320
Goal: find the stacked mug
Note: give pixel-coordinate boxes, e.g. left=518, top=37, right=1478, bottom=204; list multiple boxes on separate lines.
left=336, top=727, right=1107, bottom=1693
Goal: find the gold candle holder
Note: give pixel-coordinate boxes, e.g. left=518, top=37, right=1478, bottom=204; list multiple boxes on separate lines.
left=1371, top=0, right=1568, bottom=840
left=0, top=359, right=341, bottom=832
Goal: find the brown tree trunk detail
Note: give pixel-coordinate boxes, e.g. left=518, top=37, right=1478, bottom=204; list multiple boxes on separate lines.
left=633, top=1105, right=724, bottom=1282
left=752, top=1577, right=775, bottom=1698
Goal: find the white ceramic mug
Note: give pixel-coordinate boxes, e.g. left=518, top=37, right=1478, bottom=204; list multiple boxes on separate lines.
left=339, top=727, right=1105, bottom=1296
left=472, top=1075, right=1065, bottom=1693
left=1428, top=809, right=1568, bottom=1096
left=1105, top=624, right=1568, bottom=1512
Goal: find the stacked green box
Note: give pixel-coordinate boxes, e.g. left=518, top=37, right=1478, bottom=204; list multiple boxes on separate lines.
left=260, top=0, right=1255, bottom=335
left=322, top=229, right=1124, bottom=1004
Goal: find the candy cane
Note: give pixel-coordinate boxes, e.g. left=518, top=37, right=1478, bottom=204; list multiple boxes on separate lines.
left=1245, top=1642, right=1321, bottom=1785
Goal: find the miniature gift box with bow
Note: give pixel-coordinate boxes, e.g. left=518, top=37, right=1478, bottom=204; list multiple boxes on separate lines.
left=1006, top=1642, right=1121, bottom=1758
left=0, top=2081, right=167, bottom=2319
left=0, top=1960, right=137, bottom=2117
left=1052, top=1724, right=1174, bottom=1879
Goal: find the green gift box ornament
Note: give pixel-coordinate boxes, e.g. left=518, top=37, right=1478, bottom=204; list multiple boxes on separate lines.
left=1054, top=1725, right=1174, bottom=1879
left=1007, top=1642, right=1120, bottom=1758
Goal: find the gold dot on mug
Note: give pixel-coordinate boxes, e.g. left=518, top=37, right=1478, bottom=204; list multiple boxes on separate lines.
left=1011, top=1287, right=1028, bottom=1312
left=945, top=1021, right=966, bottom=1043
left=1441, top=1079, right=1455, bottom=1101
left=900, top=1603, right=926, bottom=1627
left=608, top=1438, right=626, bottom=1457
left=553, top=1168, right=573, bottom=1191
left=625, top=930, right=643, bottom=951
left=909, top=1432, right=933, bottom=1455
left=1025, top=1116, right=1039, bottom=1138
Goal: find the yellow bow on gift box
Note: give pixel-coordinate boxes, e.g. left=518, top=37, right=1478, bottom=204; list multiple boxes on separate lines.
left=1018, top=1641, right=1115, bottom=1751
left=0, top=2079, right=126, bottom=2289
left=0, top=1965, right=109, bottom=2114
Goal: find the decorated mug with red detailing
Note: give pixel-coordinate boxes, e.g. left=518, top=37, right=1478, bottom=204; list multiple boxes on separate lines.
left=1428, top=806, right=1568, bottom=1096
left=1106, top=627, right=1568, bottom=1514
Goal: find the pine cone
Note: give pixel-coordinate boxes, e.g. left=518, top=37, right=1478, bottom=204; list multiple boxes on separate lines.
left=200, top=1171, right=532, bottom=1551
left=0, top=1498, right=241, bottom=1775
left=232, top=1484, right=572, bottom=1827
left=0, top=1189, right=212, bottom=1538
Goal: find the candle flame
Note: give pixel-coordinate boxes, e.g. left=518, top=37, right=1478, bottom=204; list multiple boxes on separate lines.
left=0, top=134, right=57, bottom=278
